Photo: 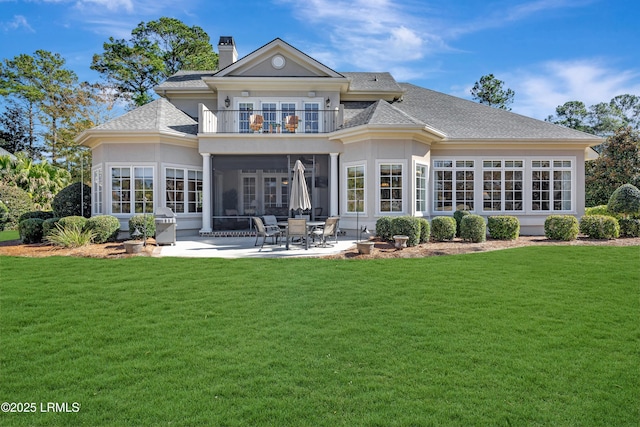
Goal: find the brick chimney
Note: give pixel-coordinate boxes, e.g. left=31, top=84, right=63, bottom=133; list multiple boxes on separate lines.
left=218, top=36, right=237, bottom=70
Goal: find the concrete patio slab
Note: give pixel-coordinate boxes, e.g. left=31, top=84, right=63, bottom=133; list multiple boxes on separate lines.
left=157, top=235, right=358, bottom=258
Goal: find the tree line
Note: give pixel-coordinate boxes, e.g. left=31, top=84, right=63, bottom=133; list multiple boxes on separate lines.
left=1, top=18, right=638, bottom=207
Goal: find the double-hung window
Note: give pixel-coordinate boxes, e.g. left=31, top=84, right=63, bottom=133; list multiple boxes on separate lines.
left=415, top=163, right=428, bottom=213
left=482, top=160, right=524, bottom=212
left=346, top=164, right=365, bottom=213
left=433, top=160, right=474, bottom=211
left=165, top=167, right=202, bottom=213
left=532, top=160, right=572, bottom=211
left=111, top=166, right=153, bottom=214
left=379, top=163, right=403, bottom=213
left=93, top=168, right=103, bottom=215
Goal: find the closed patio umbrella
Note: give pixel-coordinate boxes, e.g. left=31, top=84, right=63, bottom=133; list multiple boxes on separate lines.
left=289, top=159, right=311, bottom=213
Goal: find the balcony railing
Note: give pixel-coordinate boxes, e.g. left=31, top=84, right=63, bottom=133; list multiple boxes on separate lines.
left=199, top=106, right=340, bottom=134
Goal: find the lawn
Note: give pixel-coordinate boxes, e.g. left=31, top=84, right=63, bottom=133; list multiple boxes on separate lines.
left=0, top=230, right=19, bottom=242
left=0, top=246, right=638, bottom=426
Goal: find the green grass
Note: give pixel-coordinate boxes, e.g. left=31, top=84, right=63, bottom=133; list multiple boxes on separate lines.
left=1, top=246, right=638, bottom=426
left=0, top=229, right=19, bottom=242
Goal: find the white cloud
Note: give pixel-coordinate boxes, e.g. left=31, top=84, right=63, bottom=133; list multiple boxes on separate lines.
left=277, top=0, right=446, bottom=74
left=1, top=15, right=35, bottom=32
left=508, top=60, right=640, bottom=119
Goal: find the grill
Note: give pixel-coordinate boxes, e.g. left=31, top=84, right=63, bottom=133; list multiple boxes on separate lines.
left=154, top=207, right=177, bottom=245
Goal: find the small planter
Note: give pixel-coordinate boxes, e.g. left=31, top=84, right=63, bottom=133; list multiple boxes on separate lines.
left=124, top=240, right=144, bottom=254
left=356, top=241, right=375, bottom=255
left=393, top=235, right=409, bottom=249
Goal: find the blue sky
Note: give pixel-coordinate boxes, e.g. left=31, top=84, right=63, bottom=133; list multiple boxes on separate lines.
left=1, top=0, right=639, bottom=120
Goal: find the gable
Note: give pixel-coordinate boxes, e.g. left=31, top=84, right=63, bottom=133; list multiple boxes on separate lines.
left=214, top=38, right=343, bottom=79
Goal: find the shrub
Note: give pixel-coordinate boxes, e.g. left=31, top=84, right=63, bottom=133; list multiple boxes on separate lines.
left=18, top=218, right=44, bottom=243
left=86, top=215, right=121, bottom=243
left=431, top=216, right=456, bottom=241
left=390, top=216, right=421, bottom=247
left=544, top=215, right=579, bottom=241
left=42, top=217, right=61, bottom=238
left=417, top=218, right=430, bottom=243
left=46, top=223, right=95, bottom=248
left=52, top=182, right=91, bottom=218
left=129, top=214, right=156, bottom=240
left=619, top=218, right=640, bottom=237
left=607, top=184, right=640, bottom=218
left=487, top=216, right=520, bottom=240
left=584, top=205, right=618, bottom=218
left=0, top=182, right=34, bottom=230
left=58, top=215, right=88, bottom=231
left=375, top=216, right=393, bottom=241
left=18, top=210, right=55, bottom=223
left=453, top=210, right=470, bottom=237
left=460, top=214, right=486, bottom=243
left=0, top=201, right=8, bottom=231
left=579, top=215, right=620, bottom=239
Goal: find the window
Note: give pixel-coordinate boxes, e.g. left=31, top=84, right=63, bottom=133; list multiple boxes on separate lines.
left=111, top=166, right=153, bottom=214
left=482, top=160, right=523, bottom=212
left=433, top=160, right=474, bottom=211
left=304, top=103, right=319, bottom=133
left=379, top=163, right=403, bottom=213
left=93, top=168, right=103, bottom=215
left=238, top=102, right=254, bottom=133
left=165, top=167, right=202, bottom=214
left=243, top=177, right=256, bottom=213
left=531, top=160, right=572, bottom=211
left=346, top=165, right=365, bottom=213
left=415, top=164, right=428, bottom=212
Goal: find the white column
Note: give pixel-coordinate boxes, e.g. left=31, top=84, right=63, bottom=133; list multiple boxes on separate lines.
left=199, top=153, right=212, bottom=233
left=329, top=153, right=339, bottom=217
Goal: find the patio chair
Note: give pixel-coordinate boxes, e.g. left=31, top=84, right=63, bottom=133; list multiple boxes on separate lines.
left=252, top=216, right=281, bottom=250
left=263, top=215, right=279, bottom=229
left=284, top=115, right=298, bottom=132
left=286, top=218, right=308, bottom=250
left=311, top=216, right=339, bottom=247
left=249, top=114, right=264, bottom=132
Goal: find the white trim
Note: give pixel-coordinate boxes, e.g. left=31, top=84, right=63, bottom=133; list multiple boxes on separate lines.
left=413, top=161, right=429, bottom=217
left=91, top=166, right=103, bottom=215
left=375, top=159, right=408, bottom=216
left=161, top=163, right=204, bottom=216
left=105, top=162, right=157, bottom=217
left=343, top=161, right=367, bottom=216
left=431, top=156, right=577, bottom=216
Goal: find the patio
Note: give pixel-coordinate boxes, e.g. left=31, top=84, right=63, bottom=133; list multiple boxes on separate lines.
left=157, top=234, right=358, bottom=258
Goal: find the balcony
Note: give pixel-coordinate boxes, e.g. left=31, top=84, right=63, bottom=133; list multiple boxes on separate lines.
left=199, top=106, right=340, bottom=134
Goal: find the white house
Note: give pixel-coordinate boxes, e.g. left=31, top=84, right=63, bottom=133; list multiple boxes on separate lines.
left=77, top=37, right=603, bottom=236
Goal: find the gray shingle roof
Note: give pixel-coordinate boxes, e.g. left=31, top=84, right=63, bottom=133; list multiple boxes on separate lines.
left=156, top=70, right=216, bottom=90
left=343, top=100, right=423, bottom=128
left=394, top=83, right=601, bottom=140
left=95, top=98, right=198, bottom=135
left=340, top=83, right=602, bottom=140
left=342, top=72, right=403, bottom=93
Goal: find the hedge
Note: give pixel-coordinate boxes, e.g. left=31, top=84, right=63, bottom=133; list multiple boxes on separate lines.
left=579, top=215, right=620, bottom=239
left=544, top=215, right=579, bottom=241
left=417, top=218, right=430, bottom=243
left=86, top=215, right=121, bottom=243
left=607, top=183, right=640, bottom=218
left=18, top=211, right=55, bottom=223
left=453, top=210, right=470, bottom=237
left=431, top=216, right=456, bottom=241
left=375, top=216, right=393, bottom=241
left=0, top=182, right=34, bottom=230
left=619, top=218, right=640, bottom=237
left=18, top=218, right=44, bottom=243
left=58, top=216, right=88, bottom=232
left=460, top=214, right=486, bottom=243
left=390, top=216, right=421, bottom=247
left=487, top=216, right=520, bottom=240
left=52, top=182, right=91, bottom=218
left=42, top=217, right=61, bottom=238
